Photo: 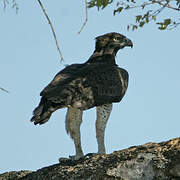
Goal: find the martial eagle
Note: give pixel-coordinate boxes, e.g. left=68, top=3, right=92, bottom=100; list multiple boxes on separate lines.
left=31, top=32, right=133, bottom=160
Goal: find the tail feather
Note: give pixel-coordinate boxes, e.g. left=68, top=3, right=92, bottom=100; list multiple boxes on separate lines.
left=30, top=107, right=51, bottom=125
left=30, top=99, right=55, bottom=125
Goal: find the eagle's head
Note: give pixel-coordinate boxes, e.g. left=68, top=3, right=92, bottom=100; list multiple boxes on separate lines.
left=95, top=32, right=133, bottom=56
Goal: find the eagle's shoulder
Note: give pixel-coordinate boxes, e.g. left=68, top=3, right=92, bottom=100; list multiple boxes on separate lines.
left=79, top=64, right=129, bottom=107
left=40, top=63, right=84, bottom=96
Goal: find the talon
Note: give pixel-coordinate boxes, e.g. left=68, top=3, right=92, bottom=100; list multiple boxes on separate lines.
left=69, top=155, right=84, bottom=160
left=59, top=157, right=69, bottom=163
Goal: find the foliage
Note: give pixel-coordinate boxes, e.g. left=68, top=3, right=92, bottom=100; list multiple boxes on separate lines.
left=88, top=0, right=180, bottom=30
left=1, top=0, right=18, bottom=13
left=88, top=0, right=113, bottom=10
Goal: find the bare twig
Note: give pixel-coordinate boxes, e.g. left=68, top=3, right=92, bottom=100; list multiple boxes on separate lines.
left=37, top=0, right=64, bottom=61
left=126, top=2, right=154, bottom=9
left=157, top=1, right=180, bottom=11
left=0, top=86, right=9, bottom=93
left=3, top=0, right=8, bottom=11
left=126, top=0, right=180, bottom=11
left=3, top=0, right=6, bottom=11
left=151, top=2, right=167, bottom=16
left=78, top=0, right=88, bottom=34
left=168, top=18, right=180, bottom=29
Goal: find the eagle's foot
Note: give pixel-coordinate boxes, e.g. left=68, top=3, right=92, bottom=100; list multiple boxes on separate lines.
left=59, top=154, right=84, bottom=163
left=59, top=157, right=81, bottom=166
left=59, top=157, right=69, bottom=162
left=68, top=153, right=98, bottom=161
left=69, top=154, right=84, bottom=161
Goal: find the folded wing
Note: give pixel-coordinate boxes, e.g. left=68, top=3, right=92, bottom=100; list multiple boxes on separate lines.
left=31, top=62, right=128, bottom=125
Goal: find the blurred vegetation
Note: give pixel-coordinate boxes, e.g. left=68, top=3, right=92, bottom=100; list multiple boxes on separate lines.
left=1, top=0, right=179, bottom=92
left=88, top=0, right=180, bottom=30
left=2, top=0, right=18, bottom=13
left=2, top=0, right=179, bottom=30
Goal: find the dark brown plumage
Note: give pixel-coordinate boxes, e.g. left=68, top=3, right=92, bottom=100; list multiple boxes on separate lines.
left=30, top=32, right=133, bottom=160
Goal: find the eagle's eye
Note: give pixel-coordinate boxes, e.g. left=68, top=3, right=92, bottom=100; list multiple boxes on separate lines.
left=113, top=37, right=119, bottom=42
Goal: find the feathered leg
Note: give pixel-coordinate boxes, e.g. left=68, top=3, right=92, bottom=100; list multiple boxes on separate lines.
left=65, top=107, right=84, bottom=160
left=96, top=104, right=112, bottom=154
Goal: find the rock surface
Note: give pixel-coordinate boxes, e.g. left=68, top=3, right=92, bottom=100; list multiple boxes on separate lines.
left=1, top=137, right=180, bottom=180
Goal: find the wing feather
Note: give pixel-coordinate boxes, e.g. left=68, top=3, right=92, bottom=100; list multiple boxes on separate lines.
left=40, top=62, right=128, bottom=110
left=40, top=64, right=84, bottom=96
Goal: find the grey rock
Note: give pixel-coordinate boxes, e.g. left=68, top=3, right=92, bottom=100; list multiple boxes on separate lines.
left=1, top=137, right=180, bottom=180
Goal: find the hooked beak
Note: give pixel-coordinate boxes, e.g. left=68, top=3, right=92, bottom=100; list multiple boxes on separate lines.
left=125, top=38, right=133, bottom=48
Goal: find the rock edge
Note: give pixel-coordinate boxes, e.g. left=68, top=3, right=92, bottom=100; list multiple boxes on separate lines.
left=1, top=137, right=180, bottom=180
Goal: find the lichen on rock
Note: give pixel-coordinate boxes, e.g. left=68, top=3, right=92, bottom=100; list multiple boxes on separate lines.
left=0, top=138, right=180, bottom=180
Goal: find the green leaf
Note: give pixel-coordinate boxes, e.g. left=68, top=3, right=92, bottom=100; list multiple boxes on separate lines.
left=113, top=7, right=123, bottom=15
left=139, top=21, right=145, bottom=27
left=158, top=26, right=166, bottom=30
left=136, top=15, right=142, bottom=22
left=125, top=5, right=130, bottom=9
left=145, top=17, right=149, bottom=23
left=132, top=25, right=138, bottom=30
left=164, top=18, right=171, bottom=26
left=102, top=0, right=113, bottom=9
left=88, top=0, right=113, bottom=10
left=156, top=22, right=166, bottom=30
left=152, top=16, right=156, bottom=21
left=156, top=19, right=171, bottom=30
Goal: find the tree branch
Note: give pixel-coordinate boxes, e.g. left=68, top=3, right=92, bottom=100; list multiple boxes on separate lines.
left=78, top=0, right=88, bottom=34
left=156, top=0, right=180, bottom=11
left=126, top=0, right=180, bottom=11
left=3, top=0, right=6, bottom=11
left=0, top=86, right=9, bottom=93
left=37, top=0, right=64, bottom=61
